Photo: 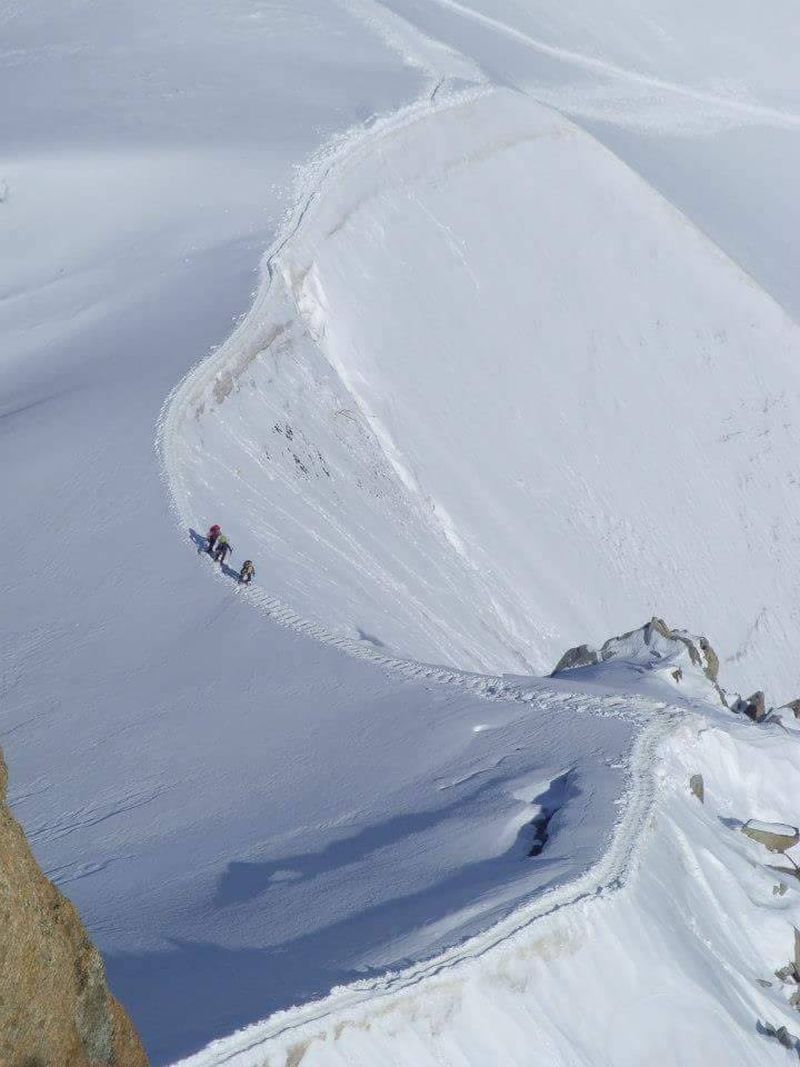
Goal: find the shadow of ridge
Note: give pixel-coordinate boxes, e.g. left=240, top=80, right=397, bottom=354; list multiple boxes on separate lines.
left=217, top=767, right=584, bottom=909
left=108, top=842, right=568, bottom=1065
left=215, top=769, right=522, bottom=907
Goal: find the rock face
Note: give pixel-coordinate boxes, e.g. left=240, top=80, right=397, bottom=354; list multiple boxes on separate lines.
left=0, top=748, right=148, bottom=1067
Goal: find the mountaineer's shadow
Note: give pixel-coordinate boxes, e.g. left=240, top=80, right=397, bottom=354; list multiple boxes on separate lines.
left=189, top=528, right=240, bottom=581
left=189, top=528, right=208, bottom=554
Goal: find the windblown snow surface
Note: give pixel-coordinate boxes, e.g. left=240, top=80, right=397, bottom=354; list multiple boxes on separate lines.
left=3, top=1, right=800, bottom=1065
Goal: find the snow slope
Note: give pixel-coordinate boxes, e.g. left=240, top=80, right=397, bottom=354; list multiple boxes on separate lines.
left=3, top=0, right=800, bottom=1065
left=165, top=84, right=800, bottom=693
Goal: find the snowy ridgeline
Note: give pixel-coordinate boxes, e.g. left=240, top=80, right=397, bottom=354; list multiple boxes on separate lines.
left=165, top=87, right=800, bottom=699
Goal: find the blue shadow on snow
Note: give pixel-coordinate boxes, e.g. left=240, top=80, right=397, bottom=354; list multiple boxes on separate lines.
left=106, top=773, right=580, bottom=1064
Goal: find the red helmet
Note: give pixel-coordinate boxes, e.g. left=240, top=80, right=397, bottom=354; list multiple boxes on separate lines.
left=209, top=524, right=221, bottom=534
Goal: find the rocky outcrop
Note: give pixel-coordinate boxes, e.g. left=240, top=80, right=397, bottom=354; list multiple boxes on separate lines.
left=640, top=617, right=721, bottom=685
left=741, top=819, right=800, bottom=853
left=551, top=617, right=726, bottom=705
left=733, top=691, right=767, bottom=723
left=552, top=617, right=800, bottom=732
left=551, top=644, right=599, bottom=674
left=0, top=748, right=148, bottom=1067
left=760, top=1021, right=800, bottom=1055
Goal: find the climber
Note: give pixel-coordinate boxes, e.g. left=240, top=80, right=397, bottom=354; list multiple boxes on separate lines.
left=213, top=534, right=232, bottom=566
left=238, top=560, right=255, bottom=585
left=206, top=524, right=221, bottom=554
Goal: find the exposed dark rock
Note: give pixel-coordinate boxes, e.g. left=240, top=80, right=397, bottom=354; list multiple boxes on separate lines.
left=774, top=1025, right=798, bottom=1052
left=775, top=930, right=800, bottom=989
left=734, top=690, right=767, bottom=722
left=776, top=963, right=799, bottom=984
left=528, top=809, right=555, bottom=857
left=759, top=1021, right=800, bottom=1054
left=551, top=644, right=599, bottom=675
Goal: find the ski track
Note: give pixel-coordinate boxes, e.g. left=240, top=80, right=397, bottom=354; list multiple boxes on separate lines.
left=157, top=11, right=693, bottom=1062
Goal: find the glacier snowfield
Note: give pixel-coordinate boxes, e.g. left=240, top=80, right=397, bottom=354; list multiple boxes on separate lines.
left=2, top=1, right=800, bottom=1064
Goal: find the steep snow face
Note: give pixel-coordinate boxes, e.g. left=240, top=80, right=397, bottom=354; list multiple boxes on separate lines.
left=167, top=88, right=800, bottom=691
